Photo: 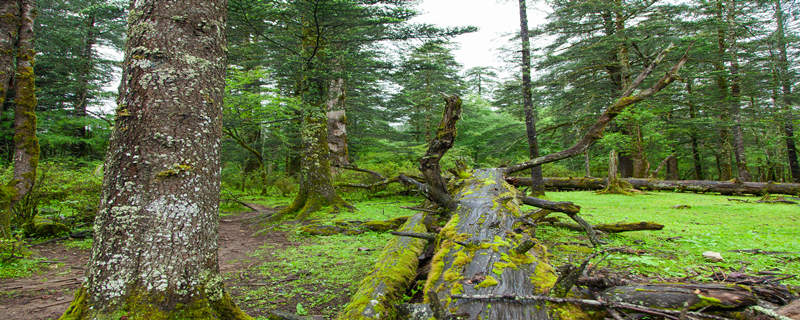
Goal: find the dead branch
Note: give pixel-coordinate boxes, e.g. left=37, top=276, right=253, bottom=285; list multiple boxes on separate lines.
left=418, top=95, right=462, bottom=212
left=504, top=43, right=690, bottom=174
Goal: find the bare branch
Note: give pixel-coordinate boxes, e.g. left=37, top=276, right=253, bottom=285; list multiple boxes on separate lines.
left=504, top=43, right=690, bottom=175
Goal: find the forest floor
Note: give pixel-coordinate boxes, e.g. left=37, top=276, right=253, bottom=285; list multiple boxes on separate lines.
left=0, top=192, right=797, bottom=320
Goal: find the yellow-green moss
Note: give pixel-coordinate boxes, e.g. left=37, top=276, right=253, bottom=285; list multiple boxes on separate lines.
left=156, top=163, right=193, bottom=178
left=338, top=213, right=428, bottom=319
left=475, top=275, right=499, bottom=289
left=59, top=286, right=252, bottom=320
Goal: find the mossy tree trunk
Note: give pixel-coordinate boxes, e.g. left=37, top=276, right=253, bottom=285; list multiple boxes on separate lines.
left=278, top=113, right=350, bottom=219
left=0, top=0, right=21, bottom=238
left=11, top=0, right=40, bottom=209
left=60, top=0, right=250, bottom=319
left=0, top=0, right=19, bottom=112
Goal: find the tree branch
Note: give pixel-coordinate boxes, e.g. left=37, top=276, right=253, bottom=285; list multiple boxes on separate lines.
left=504, top=43, right=690, bottom=174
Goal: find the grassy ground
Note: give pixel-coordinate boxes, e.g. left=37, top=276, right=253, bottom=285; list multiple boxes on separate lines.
left=2, top=190, right=796, bottom=319
left=542, top=191, right=800, bottom=286
left=226, top=195, right=421, bottom=319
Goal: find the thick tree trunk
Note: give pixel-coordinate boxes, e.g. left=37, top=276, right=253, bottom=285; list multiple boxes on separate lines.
left=509, top=177, right=800, bottom=196
left=0, top=0, right=20, bottom=238
left=278, top=113, right=350, bottom=219
left=60, top=0, right=249, bottom=318
left=775, top=0, right=800, bottom=183
left=11, top=0, right=40, bottom=207
left=327, top=109, right=348, bottom=167
left=518, top=0, right=544, bottom=196
left=0, top=0, right=19, bottom=111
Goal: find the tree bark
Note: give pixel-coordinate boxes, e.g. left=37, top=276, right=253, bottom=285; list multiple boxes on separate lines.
left=11, top=0, right=40, bottom=207
left=774, top=0, right=800, bottom=183
left=425, top=169, right=574, bottom=320
left=518, top=0, right=544, bottom=196
left=0, top=0, right=19, bottom=112
left=509, top=177, right=800, bottom=196
left=326, top=73, right=349, bottom=168
left=0, top=0, right=21, bottom=238
left=279, top=113, right=350, bottom=219
left=725, top=0, right=751, bottom=181
left=60, top=0, right=250, bottom=318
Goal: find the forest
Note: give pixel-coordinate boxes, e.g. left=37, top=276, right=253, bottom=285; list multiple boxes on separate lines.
left=0, top=0, right=799, bottom=319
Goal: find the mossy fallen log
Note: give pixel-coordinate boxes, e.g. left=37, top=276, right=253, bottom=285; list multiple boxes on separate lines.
left=601, top=283, right=758, bottom=310
left=424, top=169, right=593, bottom=320
left=298, top=216, right=410, bottom=235
left=508, top=177, right=800, bottom=196
left=337, top=213, right=429, bottom=320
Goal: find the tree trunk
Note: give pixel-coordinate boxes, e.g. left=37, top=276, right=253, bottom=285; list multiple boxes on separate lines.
left=0, top=0, right=19, bottom=112
left=326, top=72, right=348, bottom=168
left=775, top=0, right=800, bottom=183
left=278, top=113, right=350, bottom=219
left=687, top=80, right=705, bottom=180
left=11, top=0, right=40, bottom=207
left=74, top=13, right=96, bottom=157
left=666, top=153, right=679, bottom=180
left=715, top=0, right=733, bottom=181
left=725, top=0, right=751, bottom=182
left=509, top=177, right=800, bottom=196
left=518, top=0, right=544, bottom=196
left=60, top=0, right=250, bottom=318
left=0, top=0, right=20, bottom=238
left=584, top=149, right=591, bottom=177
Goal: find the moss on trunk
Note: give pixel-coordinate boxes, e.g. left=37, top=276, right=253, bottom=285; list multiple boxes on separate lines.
left=60, top=286, right=252, bottom=320
left=275, top=113, right=351, bottom=220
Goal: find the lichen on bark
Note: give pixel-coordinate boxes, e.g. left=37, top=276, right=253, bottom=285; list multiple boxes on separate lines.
left=60, top=0, right=249, bottom=318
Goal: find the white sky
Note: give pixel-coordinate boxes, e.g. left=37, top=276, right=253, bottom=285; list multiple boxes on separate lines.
left=412, top=0, right=550, bottom=79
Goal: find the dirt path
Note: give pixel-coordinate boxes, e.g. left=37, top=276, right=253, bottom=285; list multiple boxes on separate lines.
left=0, top=207, right=284, bottom=320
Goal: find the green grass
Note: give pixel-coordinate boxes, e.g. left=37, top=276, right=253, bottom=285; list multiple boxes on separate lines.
left=541, top=191, right=800, bottom=286
left=0, top=257, right=45, bottom=278
left=240, top=232, right=392, bottom=318
left=63, top=238, right=93, bottom=250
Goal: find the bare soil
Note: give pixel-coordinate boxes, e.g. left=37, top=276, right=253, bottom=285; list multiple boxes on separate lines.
left=0, top=207, right=286, bottom=320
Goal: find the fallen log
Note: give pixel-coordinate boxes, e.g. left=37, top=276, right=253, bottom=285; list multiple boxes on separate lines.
left=337, top=213, right=430, bottom=319
left=423, top=168, right=586, bottom=319
left=508, top=177, right=800, bottom=196
left=601, top=283, right=758, bottom=311
left=545, top=221, right=663, bottom=233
